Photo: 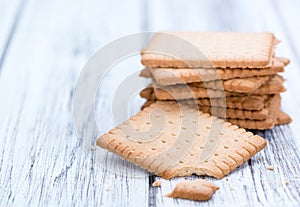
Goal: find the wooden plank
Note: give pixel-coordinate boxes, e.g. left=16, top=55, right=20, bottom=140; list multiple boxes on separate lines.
left=146, top=0, right=300, bottom=206
left=228, top=1, right=300, bottom=205
left=250, top=0, right=300, bottom=142
left=264, top=0, right=300, bottom=139
left=0, top=0, right=148, bottom=206
left=0, top=0, right=24, bottom=71
left=271, top=0, right=300, bottom=65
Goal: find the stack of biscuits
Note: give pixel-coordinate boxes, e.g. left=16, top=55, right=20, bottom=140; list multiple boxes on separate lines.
left=96, top=32, right=272, bottom=181
left=139, top=32, right=292, bottom=130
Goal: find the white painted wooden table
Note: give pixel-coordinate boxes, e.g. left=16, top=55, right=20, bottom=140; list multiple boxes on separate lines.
left=0, top=0, right=300, bottom=206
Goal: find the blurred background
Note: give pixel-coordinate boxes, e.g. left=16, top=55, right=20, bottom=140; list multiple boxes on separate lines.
left=2, top=0, right=299, bottom=128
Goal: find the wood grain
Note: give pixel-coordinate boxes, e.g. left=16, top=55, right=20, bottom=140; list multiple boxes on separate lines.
left=0, top=0, right=148, bottom=206
left=0, top=0, right=300, bottom=206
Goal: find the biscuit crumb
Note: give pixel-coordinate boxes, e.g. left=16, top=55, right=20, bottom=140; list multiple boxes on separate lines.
left=266, top=166, right=274, bottom=170
left=285, top=180, right=289, bottom=185
left=225, top=178, right=229, bottom=181
left=152, top=181, right=162, bottom=187
left=91, top=146, right=97, bottom=151
left=269, top=141, right=273, bottom=144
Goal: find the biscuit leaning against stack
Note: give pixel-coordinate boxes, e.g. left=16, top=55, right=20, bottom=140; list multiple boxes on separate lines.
left=140, top=32, right=292, bottom=130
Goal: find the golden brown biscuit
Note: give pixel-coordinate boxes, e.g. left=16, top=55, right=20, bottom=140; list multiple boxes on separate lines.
left=97, top=101, right=267, bottom=179
left=142, top=32, right=277, bottom=68
left=142, top=58, right=286, bottom=85
left=153, top=75, right=285, bottom=100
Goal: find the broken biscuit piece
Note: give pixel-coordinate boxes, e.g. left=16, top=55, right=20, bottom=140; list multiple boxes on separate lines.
left=97, top=101, right=267, bottom=179
left=166, top=179, right=219, bottom=201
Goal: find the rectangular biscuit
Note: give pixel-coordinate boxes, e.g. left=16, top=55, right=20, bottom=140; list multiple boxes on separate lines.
left=230, top=109, right=291, bottom=130
left=144, top=58, right=286, bottom=85
left=97, top=101, right=267, bottom=179
left=153, top=75, right=285, bottom=100
left=142, top=95, right=279, bottom=121
left=145, top=75, right=274, bottom=93
left=188, top=75, right=273, bottom=93
left=142, top=100, right=279, bottom=129
left=229, top=75, right=285, bottom=96
left=187, top=95, right=269, bottom=110
left=141, top=32, right=277, bottom=68
left=140, top=87, right=269, bottom=110
left=142, top=101, right=269, bottom=120
left=226, top=117, right=275, bottom=130
left=200, top=105, right=269, bottom=120
left=225, top=95, right=281, bottom=130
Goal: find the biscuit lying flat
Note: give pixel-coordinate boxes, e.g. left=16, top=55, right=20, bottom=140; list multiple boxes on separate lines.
left=197, top=75, right=272, bottom=93
left=166, top=179, right=219, bottom=201
left=141, top=101, right=269, bottom=120
left=226, top=95, right=279, bottom=130
left=141, top=32, right=277, bottom=68
left=97, top=101, right=267, bottom=179
left=153, top=75, right=285, bottom=100
left=149, top=75, right=273, bottom=93
left=142, top=95, right=279, bottom=121
left=141, top=87, right=269, bottom=111
left=142, top=57, right=287, bottom=85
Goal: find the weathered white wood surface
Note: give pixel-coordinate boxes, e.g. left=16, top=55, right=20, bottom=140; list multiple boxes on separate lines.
left=0, top=0, right=300, bottom=206
left=0, top=0, right=24, bottom=70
